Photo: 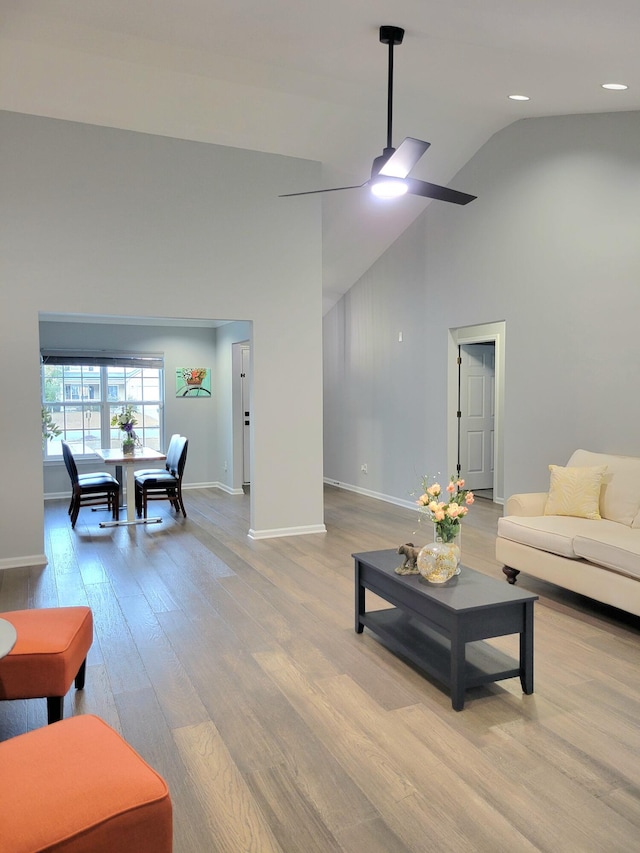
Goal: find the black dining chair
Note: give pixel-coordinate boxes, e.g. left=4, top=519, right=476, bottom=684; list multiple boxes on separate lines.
left=61, top=441, right=120, bottom=528
left=135, top=436, right=189, bottom=519
left=133, top=434, right=180, bottom=482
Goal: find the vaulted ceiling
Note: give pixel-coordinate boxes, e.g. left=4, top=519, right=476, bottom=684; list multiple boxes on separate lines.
left=2, top=0, right=640, bottom=312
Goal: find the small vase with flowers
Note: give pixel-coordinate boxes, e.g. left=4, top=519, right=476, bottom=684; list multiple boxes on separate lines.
left=414, top=475, right=475, bottom=583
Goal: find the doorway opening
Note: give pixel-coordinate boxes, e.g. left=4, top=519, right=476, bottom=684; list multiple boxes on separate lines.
left=448, top=321, right=506, bottom=505
left=241, top=344, right=251, bottom=485
left=232, top=341, right=251, bottom=488
left=458, top=342, right=495, bottom=499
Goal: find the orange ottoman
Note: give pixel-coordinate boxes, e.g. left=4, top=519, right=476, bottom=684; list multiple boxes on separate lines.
left=0, top=607, right=93, bottom=724
left=0, top=714, right=172, bottom=852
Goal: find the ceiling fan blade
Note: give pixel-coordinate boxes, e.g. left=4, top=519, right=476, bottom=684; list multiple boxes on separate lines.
left=378, top=137, right=430, bottom=179
left=405, top=178, right=476, bottom=205
left=279, top=183, right=366, bottom=198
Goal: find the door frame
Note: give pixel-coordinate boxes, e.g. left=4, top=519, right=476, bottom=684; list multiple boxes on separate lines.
left=448, top=321, right=506, bottom=504
left=458, top=341, right=495, bottom=493
left=232, top=340, right=251, bottom=493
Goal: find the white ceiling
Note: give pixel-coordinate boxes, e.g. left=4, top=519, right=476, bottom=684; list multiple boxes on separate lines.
left=3, top=0, right=640, bottom=313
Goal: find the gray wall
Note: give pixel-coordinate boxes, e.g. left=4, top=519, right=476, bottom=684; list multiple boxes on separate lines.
left=1, top=111, right=324, bottom=567
left=324, top=111, right=640, bottom=505
left=324, top=216, right=429, bottom=502
left=40, top=319, right=251, bottom=495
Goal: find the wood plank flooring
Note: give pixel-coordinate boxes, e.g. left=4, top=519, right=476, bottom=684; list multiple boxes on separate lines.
left=1, top=488, right=640, bottom=852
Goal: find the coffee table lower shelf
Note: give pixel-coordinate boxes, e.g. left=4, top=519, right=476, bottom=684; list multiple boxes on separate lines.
left=361, top=608, right=522, bottom=695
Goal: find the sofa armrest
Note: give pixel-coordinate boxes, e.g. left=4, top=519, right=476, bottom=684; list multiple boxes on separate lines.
left=504, top=492, right=548, bottom=517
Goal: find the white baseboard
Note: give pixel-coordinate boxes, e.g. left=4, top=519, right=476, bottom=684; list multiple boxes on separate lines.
left=324, top=477, right=503, bottom=509
left=198, top=482, right=245, bottom=496
left=248, top=524, right=327, bottom=540
left=44, top=482, right=246, bottom=501
left=0, top=554, right=48, bottom=571
left=323, top=478, right=415, bottom=511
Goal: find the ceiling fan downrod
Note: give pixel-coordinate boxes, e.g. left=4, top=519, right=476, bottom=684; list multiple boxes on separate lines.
left=380, top=26, right=404, bottom=154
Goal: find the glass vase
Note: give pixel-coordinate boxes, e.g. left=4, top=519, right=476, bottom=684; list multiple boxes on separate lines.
left=417, top=526, right=461, bottom=584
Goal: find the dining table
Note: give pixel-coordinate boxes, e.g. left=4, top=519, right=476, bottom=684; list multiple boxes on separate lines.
left=0, top=617, right=17, bottom=658
left=93, top=446, right=167, bottom=527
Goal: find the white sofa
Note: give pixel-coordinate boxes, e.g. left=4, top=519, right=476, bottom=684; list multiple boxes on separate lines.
left=496, top=450, right=640, bottom=618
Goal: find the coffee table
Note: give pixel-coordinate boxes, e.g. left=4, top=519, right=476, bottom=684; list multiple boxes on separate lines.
left=354, top=549, right=538, bottom=710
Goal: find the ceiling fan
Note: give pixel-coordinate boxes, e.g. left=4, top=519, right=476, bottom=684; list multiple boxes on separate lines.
left=280, top=26, right=476, bottom=205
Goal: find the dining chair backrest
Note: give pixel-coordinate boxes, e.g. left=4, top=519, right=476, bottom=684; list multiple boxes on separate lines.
left=62, top=441, right=79, bottom=485
left=167, top=436, right=188, bottom=479
left=176, top=438, right=189, bottom=478
left=164, top=434, right=181, bottom=472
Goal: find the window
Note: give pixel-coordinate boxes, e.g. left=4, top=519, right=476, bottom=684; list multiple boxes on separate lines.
left=42, top=354, right=164, bottom=459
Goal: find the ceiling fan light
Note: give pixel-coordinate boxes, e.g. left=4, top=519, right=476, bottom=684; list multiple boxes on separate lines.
left=370, top=178, right=408, bottom=199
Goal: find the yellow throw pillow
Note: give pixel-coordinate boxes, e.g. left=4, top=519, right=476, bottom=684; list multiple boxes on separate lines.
left=544, top=464, right=607, bottom=520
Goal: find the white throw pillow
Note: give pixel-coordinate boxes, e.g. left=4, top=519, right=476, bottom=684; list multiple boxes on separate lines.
left=568, top=449, right=640, bottom=525
left=544, top=464, right=607, bottom=520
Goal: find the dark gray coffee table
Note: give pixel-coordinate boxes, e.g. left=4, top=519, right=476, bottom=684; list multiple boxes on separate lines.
left=354, top=549, right=538, bottom=710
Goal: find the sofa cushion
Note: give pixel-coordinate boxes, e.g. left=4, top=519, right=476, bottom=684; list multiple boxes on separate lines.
left=567, top=449, right=640, bottom=526
left=573, top=528, right=640, bottom=580
left=497, top=515, right=621, bottom=559
left=544, top=464, right=607, bottom=520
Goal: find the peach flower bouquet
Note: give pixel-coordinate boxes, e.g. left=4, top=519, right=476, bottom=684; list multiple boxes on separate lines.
left=416, top=475, right=475, bottom=543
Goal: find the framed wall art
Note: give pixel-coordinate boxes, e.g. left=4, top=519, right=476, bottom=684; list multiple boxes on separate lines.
left=176, top=367, right=211, bottom=397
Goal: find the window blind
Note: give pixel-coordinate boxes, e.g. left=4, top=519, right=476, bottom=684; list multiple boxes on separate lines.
left=41, top=350, right=164, bottom=370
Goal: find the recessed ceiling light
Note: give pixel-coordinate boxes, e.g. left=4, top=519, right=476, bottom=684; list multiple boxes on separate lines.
left=508, top=94, right=530, bottom=101
left=601, top=83, right=628, bottom=90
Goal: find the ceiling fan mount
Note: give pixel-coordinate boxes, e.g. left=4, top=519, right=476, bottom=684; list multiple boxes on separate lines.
left=280, top=26, right=476, bottom=205
left=378, top=25, right=404, bottom=47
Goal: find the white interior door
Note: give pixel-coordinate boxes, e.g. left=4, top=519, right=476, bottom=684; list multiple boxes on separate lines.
left=459, top=343, right=495, bottom=491
left=241, top=345, right=251, bottom=485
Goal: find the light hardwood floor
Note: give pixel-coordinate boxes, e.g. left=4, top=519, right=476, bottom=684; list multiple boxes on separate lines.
left=2, top=487, right=639, bottom=852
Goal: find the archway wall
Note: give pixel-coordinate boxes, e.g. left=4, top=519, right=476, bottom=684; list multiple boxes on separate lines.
left=0, top=111, right=324, bottom=566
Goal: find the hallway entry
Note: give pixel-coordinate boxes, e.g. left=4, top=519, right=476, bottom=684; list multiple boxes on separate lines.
left=448, top=321, right=505, bottom=505
left=232, top=341, right=252, bottom=489
left=458, top=343, right=495, bottom=493
left=241, top=344, right=251, bottom=485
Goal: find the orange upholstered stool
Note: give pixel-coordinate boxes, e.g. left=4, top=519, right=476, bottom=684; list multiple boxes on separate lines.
left=0, top=714, right=172, bottom=852
left=0, top=607, right=93, bottom=724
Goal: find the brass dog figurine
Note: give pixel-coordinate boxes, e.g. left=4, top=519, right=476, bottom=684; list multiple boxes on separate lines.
left=395, top=543, right=421, bottom=575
